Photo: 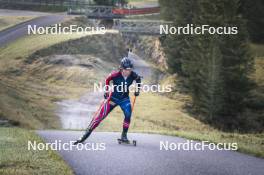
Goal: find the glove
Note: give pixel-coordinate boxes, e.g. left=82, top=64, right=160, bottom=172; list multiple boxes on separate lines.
left=104, top=92, right=109, bottom=99
left=134, top=91, right=140, bottom=97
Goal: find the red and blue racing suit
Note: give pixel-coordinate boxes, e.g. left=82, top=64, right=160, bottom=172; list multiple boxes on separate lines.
left=88, top=70, right=141, bottom=133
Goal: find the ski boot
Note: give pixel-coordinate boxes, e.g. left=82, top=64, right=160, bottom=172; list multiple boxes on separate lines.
left=73, top=129, right=92, bottom=145
left=121, top=131, right=129, bottom=142
left=117, top=131, right=136, bottom=146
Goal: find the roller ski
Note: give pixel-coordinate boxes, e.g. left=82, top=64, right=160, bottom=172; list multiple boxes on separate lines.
left=117, top=131, right=137, bottom=146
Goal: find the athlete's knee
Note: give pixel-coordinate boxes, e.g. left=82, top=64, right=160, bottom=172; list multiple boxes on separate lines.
left=123, top=103, right=132, bottom=118
left=124, top=109, right=132, bottom=120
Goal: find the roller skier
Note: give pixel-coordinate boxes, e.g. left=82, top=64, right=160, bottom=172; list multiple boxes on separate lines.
left=73, top=57, right=141, bottom=145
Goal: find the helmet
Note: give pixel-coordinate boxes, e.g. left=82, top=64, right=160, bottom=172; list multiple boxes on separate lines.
left=120, top=57, right=133, bottom=69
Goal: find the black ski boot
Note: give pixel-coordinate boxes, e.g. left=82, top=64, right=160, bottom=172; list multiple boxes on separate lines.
left=73, top=129, right=92, bottom=145
left=121, top=131, right=129, bottom=142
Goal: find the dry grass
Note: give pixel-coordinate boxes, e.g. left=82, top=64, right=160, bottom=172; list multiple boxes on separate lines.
left=0, top=16, right=35, bottom=31
left=0, top=33, right=89, bottom=71
left=0, top=127, right=73, bottom=175
left=0, top=34, right=93, bottom=129
left=0, top=33, right=125, bottom=129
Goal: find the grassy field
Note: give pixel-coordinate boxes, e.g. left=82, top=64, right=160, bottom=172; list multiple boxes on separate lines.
left=251, top=43, right=264, bottom=88
left=128, top=0, right=158, bottom=8
left=251, top=43, right=264, bottom=57
left=0, top=16, right=35, bottom=31
left=0, top=32, right=125, bottom=129
left=0, top=127, right=73, bottom=175
left=0, top=33, right=89, bottom=70
left=0, top=33, right=93, bottom=129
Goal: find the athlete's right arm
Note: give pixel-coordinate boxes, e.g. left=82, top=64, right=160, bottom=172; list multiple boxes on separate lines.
left=104, top=71, right=120, bottom=99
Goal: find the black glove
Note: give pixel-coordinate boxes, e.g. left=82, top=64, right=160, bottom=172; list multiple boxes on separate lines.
left=104, top=92, right=109, bottom=99
left=134, top=91, right=140, bottom=96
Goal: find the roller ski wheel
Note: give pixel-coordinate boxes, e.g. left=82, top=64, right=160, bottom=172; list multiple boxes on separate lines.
left=117, top=138, right=137, bottom=146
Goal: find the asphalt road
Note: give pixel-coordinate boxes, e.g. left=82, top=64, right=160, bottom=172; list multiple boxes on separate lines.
left=38, top=130, right=264, bottom=175
left=0, top=12, right=66, bottom=47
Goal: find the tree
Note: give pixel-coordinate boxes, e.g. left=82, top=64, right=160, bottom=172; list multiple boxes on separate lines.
left=159, top=0, right=255, bottom=130
left=159, top=0, right=197, bottom=75
left=239, top=0, right=264, bottom=43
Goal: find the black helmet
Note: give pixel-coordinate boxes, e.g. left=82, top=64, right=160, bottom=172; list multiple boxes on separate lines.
left=120, top=57, right=133, bottom=69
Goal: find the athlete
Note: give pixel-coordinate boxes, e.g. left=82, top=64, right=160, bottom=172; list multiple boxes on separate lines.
left=74, top=57, right=141, bottom=144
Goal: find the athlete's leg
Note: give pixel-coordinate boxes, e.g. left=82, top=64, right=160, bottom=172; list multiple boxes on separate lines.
left=74, top=100, right=116, bottom=144
left=88, top=100, right=117, bottom=131
left=119, top=98, right=132, bottom=141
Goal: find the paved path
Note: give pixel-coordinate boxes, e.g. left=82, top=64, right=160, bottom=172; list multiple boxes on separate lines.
left=38, top=130, right=264, bottom=175
left=0, top=10, right=66, bottom=47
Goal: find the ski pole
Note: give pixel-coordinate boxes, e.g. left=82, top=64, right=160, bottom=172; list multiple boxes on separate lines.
left=131, top=95, right=137, bottom=112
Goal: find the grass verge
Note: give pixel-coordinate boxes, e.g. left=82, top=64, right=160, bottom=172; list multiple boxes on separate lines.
left=0, top=127, right=73, bottom=175
left=0, top=33, right=92, bottom=129
left=0, top=33, right=89, bottom=70
left=0, top=16, right=35, bottom=31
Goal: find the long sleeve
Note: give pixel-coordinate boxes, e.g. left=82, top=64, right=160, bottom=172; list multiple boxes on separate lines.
left=105, top=71, right=121, bottom=93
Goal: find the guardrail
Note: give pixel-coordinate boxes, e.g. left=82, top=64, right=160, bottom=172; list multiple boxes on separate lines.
left=113, top=19, right=172, bottom=35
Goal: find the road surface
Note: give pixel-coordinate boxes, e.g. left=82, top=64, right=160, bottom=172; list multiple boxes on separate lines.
left=0, top=10, right=66, bottom=47
left=38, top=130, right=264, bottom=175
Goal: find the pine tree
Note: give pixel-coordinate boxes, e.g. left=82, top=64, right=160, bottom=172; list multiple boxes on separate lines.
left=219, top=0, right=255, bottom=119
left=160, top=0, right=254, bottom=129
left=239, top=0, right=264, bottom=43
left=159, top=0, right=197, bottom=75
